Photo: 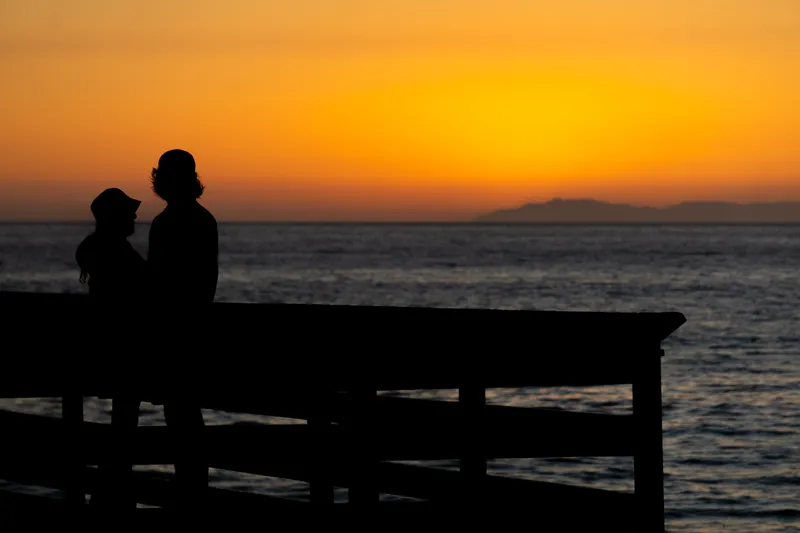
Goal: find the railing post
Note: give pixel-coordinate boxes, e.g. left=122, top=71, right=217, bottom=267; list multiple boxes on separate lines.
left=309, top=389, right=334, bottom=505
left=459, top=382, right=486, bottom=503
left=633, top=347, right=666, bottom=532
left=349, top=387, right=378, bottom=505
left=62, top=393, right=84, bottom=509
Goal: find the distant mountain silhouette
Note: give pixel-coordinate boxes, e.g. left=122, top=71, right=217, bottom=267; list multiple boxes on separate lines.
left=474, top=199, right=800, bottom=223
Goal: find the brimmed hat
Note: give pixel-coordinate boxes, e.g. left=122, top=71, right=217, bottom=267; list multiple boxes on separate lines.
left=90, top=188, right=141, bottom=219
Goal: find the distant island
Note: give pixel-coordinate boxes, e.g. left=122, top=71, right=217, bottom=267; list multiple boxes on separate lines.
left=473, top=199, right=800, bottom=223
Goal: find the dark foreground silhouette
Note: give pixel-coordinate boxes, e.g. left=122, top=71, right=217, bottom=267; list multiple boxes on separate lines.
left=76, top=188, right=146, bottom=303
left=76, top=149, right=218, bottom=510
left=148, top=149, right=219, bottom=306
left=0, top=289, right=683, bottom=532
left=76, top=187, right=147, bottom=509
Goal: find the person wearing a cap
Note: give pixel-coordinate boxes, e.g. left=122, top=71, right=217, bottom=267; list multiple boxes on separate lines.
left=76, top=187, right=147, bottom=302
left=147, top=148, right=218, bottom=507
left=75, top=187, right=147, bottom=510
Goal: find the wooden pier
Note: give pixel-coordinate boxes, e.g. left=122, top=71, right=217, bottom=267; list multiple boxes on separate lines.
left=0, top=291, right=685, bottom=530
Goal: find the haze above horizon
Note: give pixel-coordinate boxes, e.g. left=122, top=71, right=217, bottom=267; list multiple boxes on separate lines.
left=1, top=1, right=798, bottom=221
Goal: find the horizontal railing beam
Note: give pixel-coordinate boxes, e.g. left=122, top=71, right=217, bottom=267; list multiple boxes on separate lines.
left=2, top=409, right=636, bottom=462
left=0, top=357, right=642, bottom=397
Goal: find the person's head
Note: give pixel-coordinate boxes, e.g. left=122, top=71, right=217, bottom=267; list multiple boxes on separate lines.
left=91, top=188, right=140, bottom=237
left=151, top=149, right=205, bottom=203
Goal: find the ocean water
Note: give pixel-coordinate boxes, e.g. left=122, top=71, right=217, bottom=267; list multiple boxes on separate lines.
left=0, top=222, right=797, bottom=531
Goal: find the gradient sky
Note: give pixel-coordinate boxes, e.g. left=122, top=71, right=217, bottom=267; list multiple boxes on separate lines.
left=1, top=1, right=798, bottom=220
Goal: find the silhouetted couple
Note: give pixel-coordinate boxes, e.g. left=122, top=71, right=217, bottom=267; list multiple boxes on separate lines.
left=76, top=149, right=218, bottom=510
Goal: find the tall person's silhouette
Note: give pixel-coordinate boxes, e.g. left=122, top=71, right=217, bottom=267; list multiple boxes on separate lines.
left=76, top=187, right=145, bottom=510
left=149, top=149, right=219, bottom=304
left=148, top=149, right=218, bottom=507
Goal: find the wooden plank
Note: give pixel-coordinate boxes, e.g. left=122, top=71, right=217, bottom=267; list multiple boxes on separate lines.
left=0, top=463, right=309, bottom=510
left=61, top=395, right=84, bottom=509
left=0, top=408, right=637, bottom=463
left=309, top=389, right=334, bottom=504
left=348, top=387, right=378, bottom=505
left=0, top=335, right=659, bottom=371
left=0, top=490, right=71, bottom=512
left=0, top=290, right=685, bottom=395
left=459, top=385, right=486, bottom=499
left=364, top=417, right=635, bottom=460
left=0, top=358, right=640, bottom=399
left=1, top=459, right=632, bottom=529
left=191, top=392, right=626, bottom=428
left=377, top=462, right=633, bottom=520
left=0, top=290, right=686, bottom=346
left=1, top=428, right=634, bottom=530
left=212, top=457, right=633, bottom=515
left=633, top=348, right=666, bottom=533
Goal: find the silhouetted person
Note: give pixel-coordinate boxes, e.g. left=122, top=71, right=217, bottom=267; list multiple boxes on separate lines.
left=75, top=188, right=144, bottom=510
left=148, top=149, right=218, bottom=507
left=77, top=188, right=146, bottom=304
left=149, top=149, right=218, bottom=304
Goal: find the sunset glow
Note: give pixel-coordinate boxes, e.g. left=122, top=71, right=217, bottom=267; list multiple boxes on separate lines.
left=1, top=1, right=799, bottom=220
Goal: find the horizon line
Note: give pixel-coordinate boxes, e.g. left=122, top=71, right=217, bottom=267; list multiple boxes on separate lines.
left=4, top=220, right=800, bottom=226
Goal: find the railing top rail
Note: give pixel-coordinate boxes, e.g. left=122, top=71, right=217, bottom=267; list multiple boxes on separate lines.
left=1, top=291, right=686, bottom=342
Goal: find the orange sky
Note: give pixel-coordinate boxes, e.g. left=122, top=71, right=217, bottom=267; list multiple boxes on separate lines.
left=1, top=1, right=799, bottom=221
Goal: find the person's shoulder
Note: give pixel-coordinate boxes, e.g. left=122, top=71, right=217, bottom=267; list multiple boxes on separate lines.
left=75, top=233, right=96, bottom=260
left=195, top=201, right=215, bottom=220
left=77, top=232, right=96, bottom=248
left=148, top=211, right=165, bottom=234
left=150, top=210, right=166, bottom=225
left=195, top=202, right=218, bottom=227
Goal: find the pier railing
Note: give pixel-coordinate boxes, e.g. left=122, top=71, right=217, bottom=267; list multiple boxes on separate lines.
left=0, top=291, right=685, bottom=530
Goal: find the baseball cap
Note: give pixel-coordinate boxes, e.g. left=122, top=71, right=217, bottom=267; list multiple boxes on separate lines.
left=90, top=188, right=141, bottom=219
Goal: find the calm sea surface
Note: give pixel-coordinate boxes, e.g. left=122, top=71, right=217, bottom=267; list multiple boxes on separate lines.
left=0, top=223, right=797, bottom=531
